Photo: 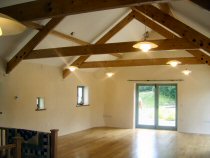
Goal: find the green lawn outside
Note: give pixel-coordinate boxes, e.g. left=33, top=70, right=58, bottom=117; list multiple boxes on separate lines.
left=139, top=91, right=176, bottom=122
left=139, top=91, right=176, bottom=108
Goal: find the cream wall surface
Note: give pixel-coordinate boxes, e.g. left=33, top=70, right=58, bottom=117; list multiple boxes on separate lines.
left=1, top=58, right=210, bottom=135
left=0, top=59, right=105, bottom=136
left=103, top=65, right=210, bottom=135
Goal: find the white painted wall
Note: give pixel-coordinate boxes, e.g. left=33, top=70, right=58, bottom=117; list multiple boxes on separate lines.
left=0, top=60, right=105, bottom=136
left=103, top=65, right=210, bottom=135
left=1, top=57, right=210, bottom=135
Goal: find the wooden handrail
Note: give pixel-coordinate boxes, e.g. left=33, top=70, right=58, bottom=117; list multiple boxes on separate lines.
left=0, top=127, right=58, bottom=158
left=0, top=144, right=16, bottom=158
left=0, top=138, right=22, bottom=158
left=0, top=144, right=16, bottom=150
left=14, top=137, right=22, bottom=158
left=50, top=129, right=59, bottom=158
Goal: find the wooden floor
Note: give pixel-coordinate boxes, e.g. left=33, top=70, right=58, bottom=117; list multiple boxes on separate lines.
left=58, top=128, right=210, bottom=158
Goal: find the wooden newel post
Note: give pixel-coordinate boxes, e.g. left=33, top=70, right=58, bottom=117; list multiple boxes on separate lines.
left=50, top=129, right=59, bottom=158
left=14, top=137, right=22, bottom=158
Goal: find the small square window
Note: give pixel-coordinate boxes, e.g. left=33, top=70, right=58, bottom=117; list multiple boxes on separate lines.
left=77, top=86, right=89, bottom=106
left=36, top=97, right=46, bottom=111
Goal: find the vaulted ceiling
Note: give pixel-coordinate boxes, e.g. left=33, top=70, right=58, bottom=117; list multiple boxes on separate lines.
left=0, top=0, right=209, bottom=78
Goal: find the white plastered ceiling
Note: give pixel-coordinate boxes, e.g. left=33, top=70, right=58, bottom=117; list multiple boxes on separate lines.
left=0, top=0, right=209, bottom=68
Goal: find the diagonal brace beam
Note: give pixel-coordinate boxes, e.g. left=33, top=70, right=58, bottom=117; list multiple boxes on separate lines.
left=63, top=11, right=135, bottom=78
left=136, top=5, right=210, bottom=55
left=6, top=17, right=64, bottom=73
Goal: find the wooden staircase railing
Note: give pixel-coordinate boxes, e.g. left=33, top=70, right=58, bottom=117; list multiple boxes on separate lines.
left=0, top=137, right=22, bottom=158
left=50, top=129, right=58, bottom=158
left=0, top=128, right=22, bottom=158
left=0, top=127, right=58, bottom=158
left=0, top=144, right=16, bottom=158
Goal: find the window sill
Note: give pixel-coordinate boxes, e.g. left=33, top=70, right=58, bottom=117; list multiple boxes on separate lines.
left=35, top=108, right=46, bottom=111
left=76, top=104, right=90, bottom=107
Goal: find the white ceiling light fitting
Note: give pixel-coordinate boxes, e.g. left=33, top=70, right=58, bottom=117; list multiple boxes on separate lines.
left=133, top=18, right=158, bottom=53
left=0, top=13, right=26, bottom=36
left=133, top=41, right=158, bottom=52
left=182, top=68, right=192, bottom=76
left=106, top=72, right=114, bottom=78
left=68, top=66, right=78, bottom=72
left=167, top=60, right=182, bottom=67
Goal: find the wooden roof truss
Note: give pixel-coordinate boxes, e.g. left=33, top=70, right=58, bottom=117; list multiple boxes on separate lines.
left=0, top=0, right=209, bottom=78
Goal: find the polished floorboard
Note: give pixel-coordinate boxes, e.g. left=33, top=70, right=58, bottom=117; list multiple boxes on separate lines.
left=58, top=127, right=210, bottom=158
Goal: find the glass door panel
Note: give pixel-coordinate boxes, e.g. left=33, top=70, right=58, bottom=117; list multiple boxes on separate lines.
left=158, top=85, right=177, bottom=127
left=136, top=84, right=177, bottom=130
left=137, top=85, right=155, bottom=126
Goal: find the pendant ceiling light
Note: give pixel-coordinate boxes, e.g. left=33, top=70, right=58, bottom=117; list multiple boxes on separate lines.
left=0, top=13, right=26, bottom=36
left=133, top=20, right=158, bottom=53
left=167, top=60, right=182, bottom=67
left=133, top=41, right=158, bottom=52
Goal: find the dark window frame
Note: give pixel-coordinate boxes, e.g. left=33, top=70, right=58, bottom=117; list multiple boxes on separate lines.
left=77, top=86, right=85, bottom=106
left=36, top=97, right=46, bottom=111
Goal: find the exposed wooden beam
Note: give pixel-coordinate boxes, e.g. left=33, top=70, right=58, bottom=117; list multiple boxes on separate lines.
left=132, top=9, right=174, bottom=39
left=25, top=38, right=198, bottom=60
left=136, top=5, right=210, bottom=55
left=133, top=6, right=210, bottom=65
left=0, top=0, right=170, bottom=22
left=187, top=50, right=210, bottom=65
left=24, top=22, right=90, bottom=45
left=108, top=53, right=122, bottom=58
left=63, top=11, right=135, bottom=78
left=79, top=57, right=202, bottom=68
left=23, top=22, right=43, bottom=30
left=6, top=17, right=64, bottom=73
left=24, top=22, right=121, bottom=58
left=191, top=0, right=210, bottom=11
left=51, top=30, right=89, bottom=45
left=95, top=13, right=135, bottom=44
left=158, top=3, right=173, bottom=15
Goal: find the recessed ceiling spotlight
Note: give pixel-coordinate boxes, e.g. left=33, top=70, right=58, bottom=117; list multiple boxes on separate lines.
left=182, top=69, right=192, bottom=75
left=167, top=60, right=181, bottom=67
left=68, top=66, right=78, bottom=72
left=106, top=72, right=114, bottom=78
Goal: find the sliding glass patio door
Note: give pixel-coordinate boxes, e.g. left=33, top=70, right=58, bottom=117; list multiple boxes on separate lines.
left=136, top=85, right=156, bottom=128
left=136, top=84, right=177, bottom=130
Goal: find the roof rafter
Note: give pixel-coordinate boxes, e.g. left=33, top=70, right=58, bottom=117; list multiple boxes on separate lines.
left=25, top=38, right=199, bottom=59
left=79, top=57, right=202, bottom=68
left=24, top=22, right=121, bottom=58
left=6, top=17, right=64, bottom=74
left=132, top=9, right=174, bottom=39
left=0, top=0, right=171, bottom=22
left=135, top=5, right=210, bottom=57
left=191, top=0, right=210, bottom=11
left=62, top=11, right=135, bottom=78
left=133, top=6, right=210, bottom=65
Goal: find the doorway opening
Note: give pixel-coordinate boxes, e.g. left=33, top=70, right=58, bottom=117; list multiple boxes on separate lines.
left=135, top=84, right=177, bottom=130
